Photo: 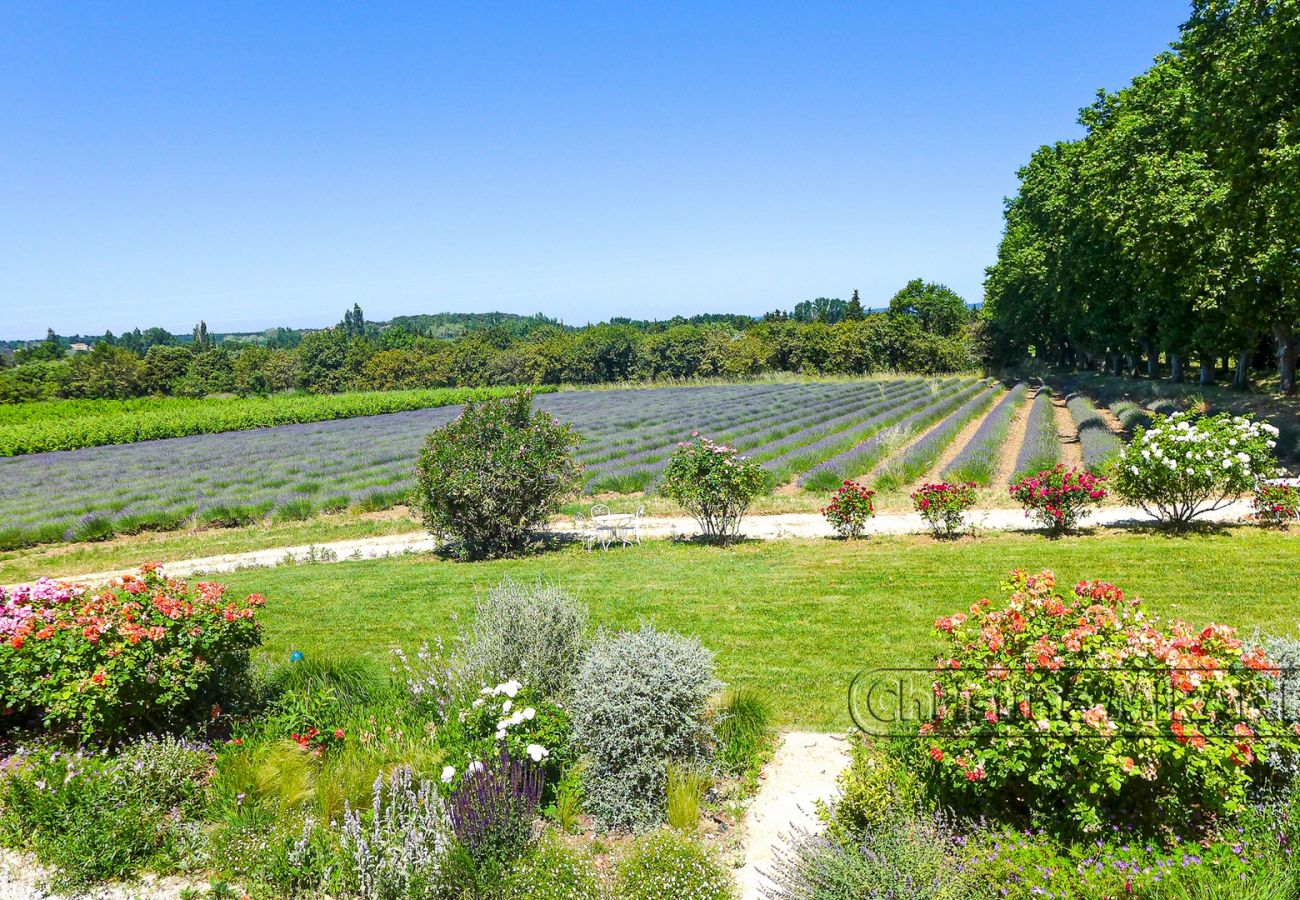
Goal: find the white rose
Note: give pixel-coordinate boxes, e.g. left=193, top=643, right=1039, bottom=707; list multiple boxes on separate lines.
left=441, top=765, right=456, bottom=783
left=526, top=743, right=549, bottom=762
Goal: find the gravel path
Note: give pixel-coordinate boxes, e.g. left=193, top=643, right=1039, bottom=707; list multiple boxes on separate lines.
left=736, top=732, right=851, bottom=900
left=4, top=500, right=1264, bottom=589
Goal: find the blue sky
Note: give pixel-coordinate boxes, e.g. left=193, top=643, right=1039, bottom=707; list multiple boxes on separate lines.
left=1, top=2, right=1188, bottom=339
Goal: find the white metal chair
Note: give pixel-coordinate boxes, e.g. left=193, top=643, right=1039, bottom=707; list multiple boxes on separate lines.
left=622, top=504, right=646, bottom=546
left=573, top=513, right=600, bottom=552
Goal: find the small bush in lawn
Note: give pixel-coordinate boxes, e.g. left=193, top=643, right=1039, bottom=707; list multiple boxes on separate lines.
left=614, top=829, right=735, bottom=900
left=1254, top=482, right=1299, bottom=528
left=571, top=626, right=719, bottom=830
left=0, top=737, right=211, bottom=889
left=1113, top=411, right=1280, bottom=527
left=1008, top=464, right=1106, bottom=534
left=920, top=569, right=1294, bottom=834
left=660, top=434, right=765, bottom=543
left=712, top=687, right=773, bottom=775
left=821, top=481, right=875, bottom=539
left=0, top=566, right=264, bottom=739
left=413, top=390, right=582, bottom=560
left=456, top=579, right=588, bottom=699
left=499, top=830, right=606, bottom=900
left=910, top=481, right=978, bottom=539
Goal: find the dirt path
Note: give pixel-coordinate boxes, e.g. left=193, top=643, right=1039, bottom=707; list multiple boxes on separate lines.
left=993, top=387, right=1036, bottom=488
left=1093, top=401, right=1126, bottom=435
left=736, top=732, right=851, bottom=900
left=1052, top=393, right=1084, bottom=469
left=5, top=501, right=1264, bottom=590
left=924, top=386, right=1005, bottom=482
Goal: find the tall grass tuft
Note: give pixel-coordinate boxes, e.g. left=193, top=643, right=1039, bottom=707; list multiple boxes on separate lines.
left=713, top=687, right=773, bottom=775
left=665, top=763, right=711, bottom=832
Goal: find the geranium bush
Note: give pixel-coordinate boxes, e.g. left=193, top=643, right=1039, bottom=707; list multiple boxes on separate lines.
left=919, top=569, right=1293, bottom=833
left=660, top=434, right=765, bottom=542
left=1113, top=411, right=1280, bottom=526
left=414, top=390, right=582, bottom=560
left=911, top=481, right=978, bottom=539
left=1253, top=481, right=1299, bottom=527
left=822, top=481, right=876, bottom=539
left=0, top=565, right=264, bottom=739
left=1008, top=464, right=1106, bottom=534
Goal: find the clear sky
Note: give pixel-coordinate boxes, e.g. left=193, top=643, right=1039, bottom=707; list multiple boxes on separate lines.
left=1, top=2, right=1189, bottom=340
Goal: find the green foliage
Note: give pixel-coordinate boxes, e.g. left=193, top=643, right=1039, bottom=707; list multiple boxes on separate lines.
left=665, top=763, right=710, bottom=831
left=712, top=687, right=773, bottom=775
left=660, top=435, right=766, bottom=542
left=0, top=387, right=535, bottom=456
left=571, top=626, right=720, bottom=831
left=614, top=829, right=735, bottom=900
left=498, top=831, right=606, bottom=899
left=1114, top=412, right=1281, bottom=525
left=887, top=278, right=972, bottom=338
left=0, top=737, right=210, bottom=889
left=413, top=390, right=582, bottom=560
left=454, top=579, right=589, bottom=699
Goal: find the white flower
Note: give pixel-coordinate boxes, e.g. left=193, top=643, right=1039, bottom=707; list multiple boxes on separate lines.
left=472, top=698, right=484, bottom=708
left=523, top=707, right=536, bottom=721
left=1036, top=720, right=1051, bottom=732
left=1130, top=466, right=1139, bottom=475
left=441, top=765, right=456, bottom=783
left=502, top=700, right=512, bottom=714
left=1223, top=459, right=1233, bottom=469
left=467, top=761, right=485, bottom=775
left=1236, top=452, right=1250, bottom=463
left=497, top=679, right=522, bottom=698
left=526, top=743, right=549, bottom=762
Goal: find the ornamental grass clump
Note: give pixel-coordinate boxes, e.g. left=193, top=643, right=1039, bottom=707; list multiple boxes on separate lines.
left=1008, top=464, right=1106, bottom=534
left=911, top=481, right=978, bottom=539
left=1113, top=411, right=1280, bottom=527
left=414, top=390, right=582, bottom=560
left=660, top=434, right=765, bottom=543
left=821, top=481, right=876, bottom=539
left=570, top=626, right=720, bottom=830
left=0, top=565, right=264, bottom=739
left=919, top=569, right=1295, bottom=834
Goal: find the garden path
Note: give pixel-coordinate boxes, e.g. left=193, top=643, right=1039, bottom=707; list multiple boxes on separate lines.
left=4, top=500, right=1259, bottom=589
left=735, top=732, right=851, bottom=900
left=1052, top=394, right=1085, bottom=469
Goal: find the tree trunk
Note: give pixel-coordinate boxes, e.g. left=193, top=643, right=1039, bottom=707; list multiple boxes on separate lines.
left=1199, top=359, right=1215, bottom=385
left=1169, top=352, right=1184, bottom=383
left=1275, top=322, right=1298, bottom=394
left=1234, top=350, right=1251, bottom=391
left=1142, top=341, right=1157, bottom=379
left=1126, top=353, right=1137, bottom=376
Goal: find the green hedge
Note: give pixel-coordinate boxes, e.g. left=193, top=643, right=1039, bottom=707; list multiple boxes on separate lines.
left=0, top=386, right=552, bottom=456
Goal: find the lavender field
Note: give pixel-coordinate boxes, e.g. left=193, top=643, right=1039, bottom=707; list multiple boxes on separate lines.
left=0, top=378, right=1115, bottom=550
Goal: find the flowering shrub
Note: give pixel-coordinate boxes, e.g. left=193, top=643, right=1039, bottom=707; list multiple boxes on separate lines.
left=1008, top=465, right=1106, bottom=534
left=1253, top=482, right=1299, bottom=527
left=1113, top=411, right=1280, bottom=526
left=911, top=481, right=978, bottom=539
left=614, top=829, right=735, bottom=900
left=414, top=390, right=582, bottom=560
left=446, top=749, right=544, bottom=869
left=0, top=565, right=264, bottom=738
left=920, top=570, right=1293, bottom=832
left=821, top=481, right=876, bottom=539
left=660, top=434, right=766, bottom=542
left=435, top=678, right=570, bottom=801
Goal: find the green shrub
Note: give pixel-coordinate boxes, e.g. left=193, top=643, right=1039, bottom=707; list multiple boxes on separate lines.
left=413, top=390, right=582, bottom=560
left=660, top=435, right=766, bottom=542
left=0, top=737, right=210, bottom=889
left=614, top=829, right=734, bottom=900
left=456, top=579, right=589, bottom=699
left=819, top=736, right=923, bottom=845
left=712, top=687, right=773, bottom=775
left=499, top=831, right=606, bottom=899
left=571, top=626, right=719, bottom=830
left=1113, top=411, right=1281, bottom=526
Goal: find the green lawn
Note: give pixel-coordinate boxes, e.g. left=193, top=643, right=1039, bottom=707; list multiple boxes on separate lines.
left=217, top=528, right=1300, bottom=731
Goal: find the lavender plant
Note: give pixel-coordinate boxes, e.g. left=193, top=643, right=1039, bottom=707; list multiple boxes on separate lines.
left=942, top=382, right=1027, bottom=485
left=1011, top=390, right=1060, bottom=482
left=1066, top=393, right=1123, bottom=474
left=340, top=766, right=449, bottom=900
left=446, top=749, right=544, bottom=867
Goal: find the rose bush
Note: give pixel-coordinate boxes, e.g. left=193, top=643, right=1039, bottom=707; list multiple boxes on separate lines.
left=911, top=481, right=978, bottom=539
left=0, top=565, right=264, bottom=739
left=1113, top=411, right=1280, bottom=526
left=822, top=481, right=876, bottom=539
left=1253, top=482, right=1299, bottom=528
left=1008, top=464, right=1106, bottom=534
left=919, top=569, right=1293, bottom=833
left=660, top=434, right=765, bottom=542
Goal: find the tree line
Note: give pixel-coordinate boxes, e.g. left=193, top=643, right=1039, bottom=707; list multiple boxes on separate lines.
left=0, top=282, right=975, bottom=402
left=983, top=0, right=1299, bottom=392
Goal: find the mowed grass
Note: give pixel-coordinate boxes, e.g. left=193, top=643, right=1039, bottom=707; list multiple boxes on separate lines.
left=217, top=528, right=1300, bottom=731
